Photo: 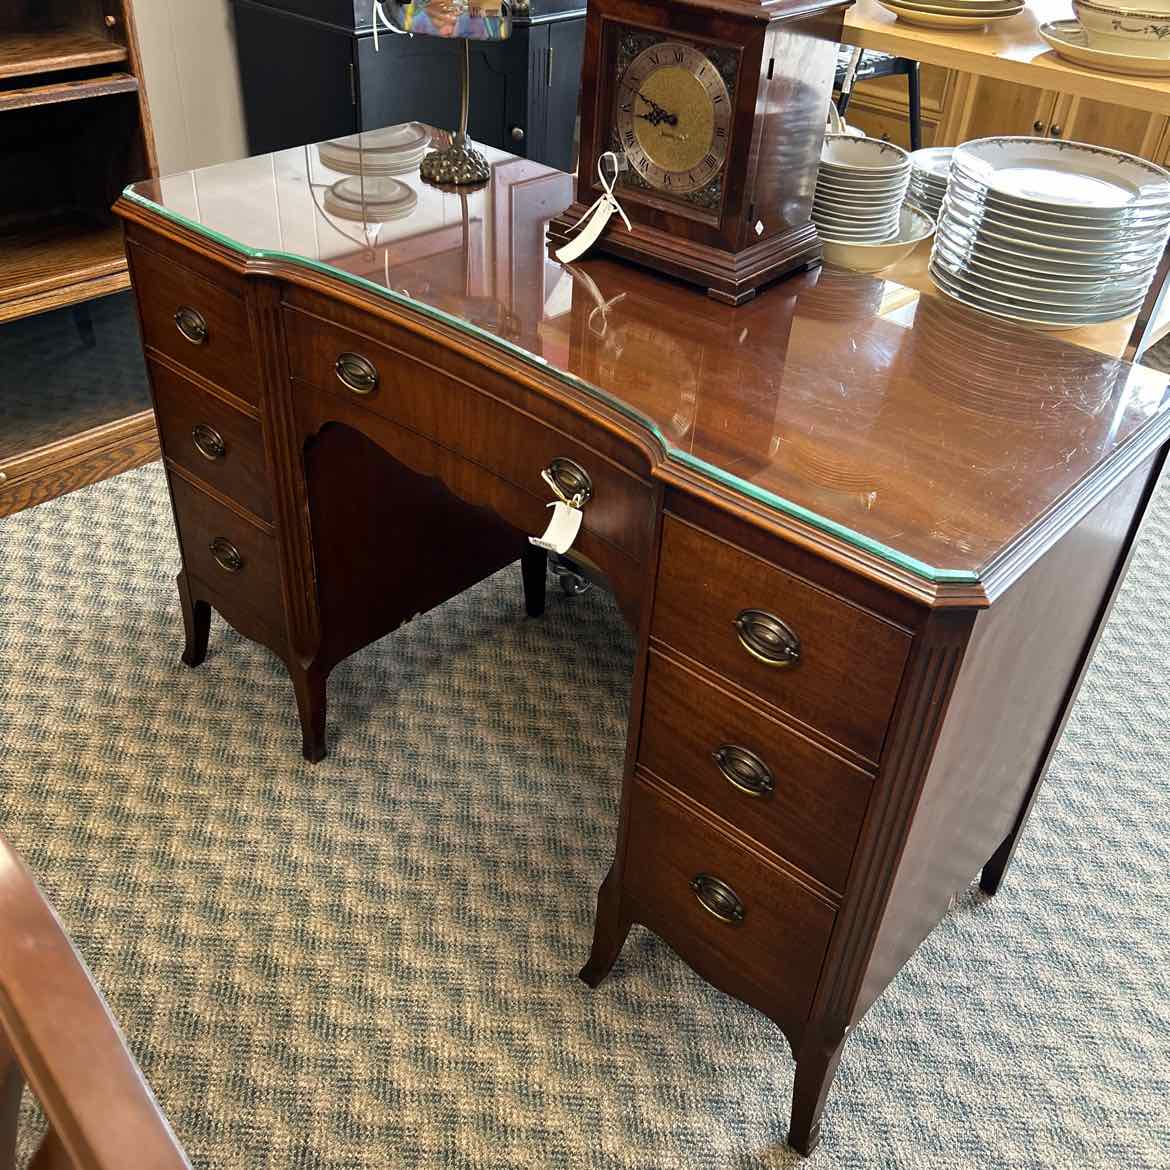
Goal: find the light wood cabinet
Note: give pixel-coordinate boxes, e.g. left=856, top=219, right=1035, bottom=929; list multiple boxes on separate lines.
left=844, top=65, right=1168, bottom=164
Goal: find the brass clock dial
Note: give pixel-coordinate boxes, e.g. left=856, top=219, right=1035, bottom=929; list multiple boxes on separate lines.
left=613, top=39, right=732, bottom=197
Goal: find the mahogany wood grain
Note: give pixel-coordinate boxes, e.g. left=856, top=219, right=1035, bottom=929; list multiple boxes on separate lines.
left=640, top=649, right=872, bottom=894
left=624, top=772, right=837, bottom=1051
left=652, top=514, right=912, bottom=764
left=859, top=453, right=1163, bottom=1018
left=284, top=306, right=655, bottom=562
left=0, top=73, right=138, bottom=113
left=167, top=472, right=282, bottom=625
left=128, top=243, right=257, bottom=405
left=149, top=357, right=272, bottom=525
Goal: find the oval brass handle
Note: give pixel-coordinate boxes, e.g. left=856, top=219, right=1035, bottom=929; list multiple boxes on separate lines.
left=191, top=423, right=226, bottom=461
left=734, top=609, right=800, bottom=668
left=209, top=537, right=243, bottom=573
left=174, top=305, right=208, bottom=345
left=712, top=744, right=775, bottom=799
left=544, top=456, right=593, bottom=506
left=335, top=351, right=378, bottom=395
left=690, top=873, right=745, bottom=925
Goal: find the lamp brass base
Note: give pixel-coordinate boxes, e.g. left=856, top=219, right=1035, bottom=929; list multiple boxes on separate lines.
left=420, top=143, right=489, bottom=187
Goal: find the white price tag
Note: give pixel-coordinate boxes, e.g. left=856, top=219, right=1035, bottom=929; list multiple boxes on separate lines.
left=529, top=501, right=583, bottom=555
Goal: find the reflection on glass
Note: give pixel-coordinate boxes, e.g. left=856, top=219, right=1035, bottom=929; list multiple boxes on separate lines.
left=123, top=128, right=1170, bottom=583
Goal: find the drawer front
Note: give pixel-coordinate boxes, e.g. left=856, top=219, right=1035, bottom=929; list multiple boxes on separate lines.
left=129, top=243, right=258, bottom=404
left=652, top=516, right=911, bottom=762
left=151, top=359, right=271, bottom=524
left=640, top=651, right=871, bottom=894
left=625, top=774, right=835, bottom=1034
left=169, top=473, right=281, bottom=614
left=284, top=308, right=653, bottom=561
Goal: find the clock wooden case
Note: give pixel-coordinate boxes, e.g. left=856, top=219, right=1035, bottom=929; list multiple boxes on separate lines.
left=547, top=0, right=852, bottom=305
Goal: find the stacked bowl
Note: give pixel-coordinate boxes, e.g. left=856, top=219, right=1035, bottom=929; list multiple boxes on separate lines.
left=929, top=137, right=1170, bottom=328
left=1072, top=0, right=1170, bottom=63
left=875, top=0, right=1024, bottom=29
left=906, top=147, right=953, bottom=220
left=814, top=135, right=911, bottom=244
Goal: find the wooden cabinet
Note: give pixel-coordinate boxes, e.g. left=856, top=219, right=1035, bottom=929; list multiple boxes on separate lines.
left=846, top=64, right=1168, bottom=164
left=231, top=0, right=585, bottom=173
left=0, top=0, right=159, bottom=517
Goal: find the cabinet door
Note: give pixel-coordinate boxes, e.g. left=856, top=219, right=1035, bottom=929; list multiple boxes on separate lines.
left=1050, top=95, right=1167, bottom=162
left=941, top=74, right=1057, bottom=143
left=544, top=17, right=585, bottom=173
left=232, top=2, right=358, bottom=154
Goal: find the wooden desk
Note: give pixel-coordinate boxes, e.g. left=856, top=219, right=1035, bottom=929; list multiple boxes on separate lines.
left=115, top=139, right=1170, bottom=1156
left=842, top=0, right=1170, bottom=117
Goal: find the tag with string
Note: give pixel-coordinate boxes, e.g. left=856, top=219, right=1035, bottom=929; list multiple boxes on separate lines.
left=529, top=468, right=586, bottom=554
left=554, top=152, right=632, bottom=265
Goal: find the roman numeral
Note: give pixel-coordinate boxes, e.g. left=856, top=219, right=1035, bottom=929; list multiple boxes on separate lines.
left=704, top=153, right=717, bottom=170
left=620, top=101, right=631, bottom=112
left=712, top=93, right=725, bottom=104
left=715, top=126, right=727, bottom=138
left=664, top=173, right=674, bottom=186
left=673, top=48, right=684, bottom=62
left=623, top=129, right=635, bottom=146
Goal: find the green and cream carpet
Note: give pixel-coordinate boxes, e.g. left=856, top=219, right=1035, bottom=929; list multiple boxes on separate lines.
left=1, top=462, right=1168, bottom=1169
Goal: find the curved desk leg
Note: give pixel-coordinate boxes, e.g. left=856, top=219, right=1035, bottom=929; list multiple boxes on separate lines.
left=291, top=663, right=328, bottom=763
left=789, top=1025, right=849, bottom=1157
left=521, top=544, right=547, bottom=617
left=177, top=571, right=210, bottom=668
left=580, top=865, right=632, bottom=988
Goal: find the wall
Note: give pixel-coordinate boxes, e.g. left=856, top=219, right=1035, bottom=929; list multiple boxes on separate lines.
left=133, top=0, right=249, bottom=174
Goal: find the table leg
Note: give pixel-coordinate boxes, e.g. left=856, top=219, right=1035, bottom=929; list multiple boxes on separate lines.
left=789, top=1024, right=849, bottom=1157
left=579, top=865, right=632, bottom=988
left=521, top=544, right=547, bottom=617
left=177, top=571, right=210, bottom=668
left=290, top=663, right=328, bottom=763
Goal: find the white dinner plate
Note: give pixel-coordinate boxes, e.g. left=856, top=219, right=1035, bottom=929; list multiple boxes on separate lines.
left=930, top=257, right=1146, bottom=313
left=909, top=147, right=954, bottom=179
left=813, top=191, right=904, bottom=213
left=932, top=235, right=1159, bottom=287
left=933, top=227, right=1165, bottom=276
left=876, top=2, right=1022, bottom=27
left=1040, top=19, right=1170, bottom=76
left=937, top=206, right=1170, bottom=256
left=945, top=167, right=1170, bottom=227
left=950, top=136, right=1170, bottom=212
left=940, top=194, right=1170, bottom=242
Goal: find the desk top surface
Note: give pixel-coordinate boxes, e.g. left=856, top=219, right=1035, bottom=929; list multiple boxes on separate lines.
left=124, top=134, right=1170, bottom=591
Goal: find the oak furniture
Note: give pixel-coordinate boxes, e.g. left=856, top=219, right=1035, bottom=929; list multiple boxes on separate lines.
left=0, top=832, right=193, bottom=1170
left=114, top=135, right=1170, bottom=1153
left=0, top=0, right=159, bottom=517
left=231, top=0, right=586, bottom=172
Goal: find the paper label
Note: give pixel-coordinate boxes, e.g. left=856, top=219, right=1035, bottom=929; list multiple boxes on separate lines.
left=529, top=501, right=583, bottom=554
left=554, top=201, right=617, bottom=265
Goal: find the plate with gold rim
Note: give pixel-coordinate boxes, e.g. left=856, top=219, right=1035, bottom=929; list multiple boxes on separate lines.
left=1039, top=19, right=1170, bottom=76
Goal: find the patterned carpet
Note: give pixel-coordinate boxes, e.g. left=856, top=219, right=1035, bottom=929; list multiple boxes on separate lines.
left=1, top=462, right=1168, bottom=1170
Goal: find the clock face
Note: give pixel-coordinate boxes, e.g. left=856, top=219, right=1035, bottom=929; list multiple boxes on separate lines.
left=607, top=29, right=738, bottom=215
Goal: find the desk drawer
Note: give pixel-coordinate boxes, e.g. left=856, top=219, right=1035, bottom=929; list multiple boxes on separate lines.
left=625, top=774, right=835, bottom=1033
left=283, top=308, right=653, bottom=561
left=652, top=516, right=911, bottom=763
left=169, top=473, right=281, bottom=617
left=151, top=359, right=271, bottom=524
left=640, top=651, right=871, bottom=894
left=129, top=243, right=257, bottom=404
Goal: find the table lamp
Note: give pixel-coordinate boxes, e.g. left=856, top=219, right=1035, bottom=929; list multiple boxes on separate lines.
left=384, top=0, right=512, bottom=186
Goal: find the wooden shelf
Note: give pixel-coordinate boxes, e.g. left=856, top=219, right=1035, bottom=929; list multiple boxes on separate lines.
left=842, top=0, right=1170, bottom=118
left=0, top=214, right=129, bottom=324
left=0, top=72, right=139, bottom=113
left=0, top=29, right=128, bottom=81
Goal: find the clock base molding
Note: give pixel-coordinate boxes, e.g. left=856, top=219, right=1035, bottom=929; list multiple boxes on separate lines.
left=547, top=211, right=823, bottom=305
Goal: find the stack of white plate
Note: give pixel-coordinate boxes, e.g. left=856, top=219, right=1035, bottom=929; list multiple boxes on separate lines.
left=317, top=123, right=431, bottom=176
left=930, top=137, right=1170, bottom=328
left=814, top=135, right=911, bottom=244
left=875, top=0, right=1024, bottom=28
left=323, top=176, right=418, bottom=223
left=906, top=147, right=952, bottom=220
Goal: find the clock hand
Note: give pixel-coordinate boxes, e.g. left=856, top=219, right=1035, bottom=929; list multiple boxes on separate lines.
left=625, top=87, right=679, bottom=126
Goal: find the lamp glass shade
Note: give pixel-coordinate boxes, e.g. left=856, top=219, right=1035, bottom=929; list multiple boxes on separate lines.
left=389, top=0, right=511, bottom=40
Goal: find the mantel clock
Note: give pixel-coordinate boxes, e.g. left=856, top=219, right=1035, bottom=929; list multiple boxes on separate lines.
left=547, top=0, right=853, bottom=304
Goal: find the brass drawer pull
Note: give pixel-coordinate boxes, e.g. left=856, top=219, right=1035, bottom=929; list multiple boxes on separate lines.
left=209, top=537, right=243, bottom=573
left=734, top=608, right=800, bottom=668
left=191, top=423, right=226, bottom=461
left=543, top=456, right=593, bottom=507
left=712, top=744, right=775, bottom=799
left=690, top=873, right=745, bottom=925
left=174, top=305, right=208, bottom=345
left=335, top=351, right=378, bottom=395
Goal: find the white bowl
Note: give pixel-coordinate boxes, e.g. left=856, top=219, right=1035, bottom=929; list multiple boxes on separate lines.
left=822, top=205, right=936, bottom=271
left=1072, top=0, right=1170, bottom=56
left=820, top=134, right=911, bottom=174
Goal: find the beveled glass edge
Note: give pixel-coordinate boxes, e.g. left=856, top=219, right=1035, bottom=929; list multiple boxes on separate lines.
left=121, top=183, right=979, bottom=585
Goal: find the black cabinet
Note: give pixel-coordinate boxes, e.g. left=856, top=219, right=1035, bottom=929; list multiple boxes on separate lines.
left=231, top=0, right=584, bottom=172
